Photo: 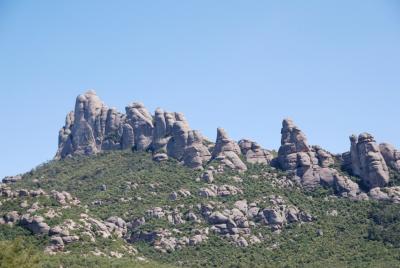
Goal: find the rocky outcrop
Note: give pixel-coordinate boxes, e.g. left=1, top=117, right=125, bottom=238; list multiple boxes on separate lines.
left=182, top=131, right=211, bottom=169
left=56, top=91, right=214, bottom=170
left=102, top=108, right=124, bottom=150
left=369, top=187, right=400, bottom=203
left=348, top=133, right=389, bottom=189
left=125, top=102, right=154, bottom=151
left=238, top=139, right=273, bottom=165
left=56, top=90, right=108, bottom=158
left=277, top=119, right=323, bottom=189
left=276, top=119, right=360, bottom=195
left=166, top=115, right=190, bottom=160
left=379, top=143, right=400, bottom=172
left=211, top=128, right=247, bottom=172
left=20, top=215, right=50, bottom=235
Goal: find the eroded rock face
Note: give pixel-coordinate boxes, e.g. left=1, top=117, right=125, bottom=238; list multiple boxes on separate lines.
left=211, top=128, right=247, bottom=172
left=167, top=119, right=190, bottom=160
left=277, top=119, right=321, bottom=189
left=56, top=90, right=108, bottom=158
left=102, top=108, right=124, bottom=150
left=182, top=131, right=211, bottom=170
left=276, top=119, right=360, bottom=195
left=379, top=143, right=400, bottom=172
left=125, top=102, right=154, bottom=151
left=238, top=139, right=273, bottom=165
left=349, top=133, right=389, bottom=189
left=56, top=91, right=213, bottom=170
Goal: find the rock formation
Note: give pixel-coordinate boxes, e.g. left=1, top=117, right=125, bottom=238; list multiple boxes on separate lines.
left=348, top=133, right=389, bottom=189
left=211, top=128, right=247, bottom=172
left=276, top=119, right=359, bottom=195
left=56, top=91, right=397, bottom=188
left=125, top=102, right=154, bottom=151
left=56, top=91, right=214, bottom=171
left=238, top=139, right=273, bottom=165
left=379, top=143, right=400, bottom=172
left=182, top=131, right=211, bottom=170
left=277, top=119, right=321, bottom=188
left=56, top=90, right=108, bottom=158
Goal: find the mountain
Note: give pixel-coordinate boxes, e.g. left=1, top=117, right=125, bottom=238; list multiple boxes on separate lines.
left=1, top=91, right=400, bottom=267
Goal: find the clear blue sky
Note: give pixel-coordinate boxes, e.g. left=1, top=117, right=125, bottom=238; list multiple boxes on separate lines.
left=1, top=1, right=399, bottom=178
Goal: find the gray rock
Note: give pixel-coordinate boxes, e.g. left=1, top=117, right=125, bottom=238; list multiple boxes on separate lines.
left=277, top=119, right=320, bottom=189
left=20, top=215, right=50, bottom=235
left=208, top=212, right=229, bottom=224
left=234, top=200, right=248, bottom=214
left=379, top=143, right=400, bottom=172
left=349, top=133, right=389, bottom=189
left=277, top=119, right=360, bottom=195
left=4, top=211, right=20, bottom=224
left=101, top=108, right=124, bottom=150
left=201, top=170, right=214, bottom=183
left=121, top=123, right=135, bottom=150
left=369, top=187, right=390, bottom=201
left=262, top=208, right=285, bottom=226
left=2, top=175, right=22, bottom=184
left=153, top=153, right=169, bottom=162
left=62, top=235, right=79, bottom=244
left=182, top=130, right=211, bottom=169
left=125, top=102, right=154, bottom=151
left=167, top=120, right=190, bottom=160
left=56, top=90, right=108, bottom=158
left=238, top=139, right=273, bottom=165
left=50, top=236, right=64, bottom=246
left=211, top=128, right=247, bottom=172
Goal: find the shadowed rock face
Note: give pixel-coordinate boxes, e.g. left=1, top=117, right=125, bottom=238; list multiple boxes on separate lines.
left=349, top=133, right=389, bottom=189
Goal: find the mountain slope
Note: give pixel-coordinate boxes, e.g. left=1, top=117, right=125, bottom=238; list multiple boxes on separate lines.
left=1, top=150, right=400, bottom=267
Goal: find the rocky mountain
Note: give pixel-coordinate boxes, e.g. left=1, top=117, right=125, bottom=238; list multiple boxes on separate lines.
left=55, top=90, right=399, bottom=199
left=1, top=90, right=400, bottom=267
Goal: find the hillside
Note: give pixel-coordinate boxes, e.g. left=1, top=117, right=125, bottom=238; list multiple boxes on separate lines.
left=1, top=150, right=400, bottom=267
left=1, top=91, right=400, bottom=267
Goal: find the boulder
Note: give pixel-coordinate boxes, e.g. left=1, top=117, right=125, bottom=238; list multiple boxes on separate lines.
left=201, top=170, right=214, bottom=183
left=208, top=212, right=229, bottom=224
left=153, top=153, right=169, bottom=162
left=20, top=215, right=50, bottom=235
left=2, top=175, right=22, bottom=184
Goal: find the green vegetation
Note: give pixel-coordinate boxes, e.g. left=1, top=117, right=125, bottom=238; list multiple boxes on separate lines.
left=0, top=238, right=40, bottom=268
left=1, top=150, right=400, bottom=267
